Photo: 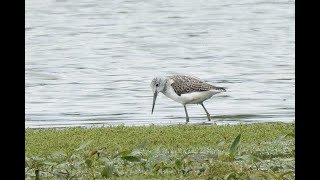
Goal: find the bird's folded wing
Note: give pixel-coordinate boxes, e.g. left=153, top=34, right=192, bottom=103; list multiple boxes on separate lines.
left=170, top=75, right=218, bottom=96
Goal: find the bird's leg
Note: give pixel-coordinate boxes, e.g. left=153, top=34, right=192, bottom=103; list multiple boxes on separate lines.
left=201, top=103, right=211, bottom=121
left=183, top=105, right=189, bottom=124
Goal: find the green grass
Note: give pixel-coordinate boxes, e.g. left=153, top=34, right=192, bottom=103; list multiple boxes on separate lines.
left=25, top=122, right=295, bottom=179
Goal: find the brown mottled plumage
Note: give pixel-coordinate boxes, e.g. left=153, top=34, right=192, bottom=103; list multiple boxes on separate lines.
left=169, top=75, right=225, bottom=96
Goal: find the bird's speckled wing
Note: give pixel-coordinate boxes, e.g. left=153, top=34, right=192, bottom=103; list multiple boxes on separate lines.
left=169, top=75, right=225, bottom=96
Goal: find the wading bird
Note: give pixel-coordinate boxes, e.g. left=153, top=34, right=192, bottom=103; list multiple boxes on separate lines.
left=151, top=75, right=226, bottom=123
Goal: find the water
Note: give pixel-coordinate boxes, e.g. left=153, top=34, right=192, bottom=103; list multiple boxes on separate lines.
left=25, top=0, right=295, bottom=128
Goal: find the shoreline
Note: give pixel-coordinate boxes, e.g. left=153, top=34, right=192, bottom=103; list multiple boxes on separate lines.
left=25, top=120, right=295, bottom=130
left=26, top=122, right=295, bottom=179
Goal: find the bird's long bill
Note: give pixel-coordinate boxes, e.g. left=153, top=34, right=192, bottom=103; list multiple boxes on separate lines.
left=151, top=91, right=158, bottom=114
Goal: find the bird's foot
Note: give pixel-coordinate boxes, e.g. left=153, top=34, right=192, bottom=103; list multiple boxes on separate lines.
left=207, top=115, right=211, bottom=121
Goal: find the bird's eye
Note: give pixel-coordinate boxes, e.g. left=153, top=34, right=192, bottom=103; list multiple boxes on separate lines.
left=156, top=84, right=159, bottom=87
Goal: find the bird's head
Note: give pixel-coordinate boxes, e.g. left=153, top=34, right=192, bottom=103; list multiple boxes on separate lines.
left=150, top=77, right=165, bottom=114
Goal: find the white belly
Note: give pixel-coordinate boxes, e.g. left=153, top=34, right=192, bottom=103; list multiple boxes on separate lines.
left=162, top=86, right=221, bottom=105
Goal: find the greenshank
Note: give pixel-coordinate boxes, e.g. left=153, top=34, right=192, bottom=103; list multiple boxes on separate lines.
left=150, top=75, right=226, bottom=123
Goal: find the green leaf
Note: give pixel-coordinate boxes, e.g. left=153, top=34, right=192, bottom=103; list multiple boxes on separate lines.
left=285, top=132, right=295, bottom=138
left=75, top=140, right=92, bottom=151
left=152, top=161, right=166, bottom=173
left=85, top=159, right=92, bottom=168
left=270, top=165, right=283, bottom=172
left=274, top=132, right=295, bottom=144
left=152, top=162, right=162, bottom=173
left=224, top=172, right=237, bottom=180
left=112, top=150, right=131, bottom=158
left=175, top=159, right=182, bottom=169
left=218, top=152, right=229, bottom=161
left=229, top=134, right=241, bottom=154
left=101, top=164, right=113, bottom=178
left=229, top=152, right=235, bottom=160
left=120, top=156, right=141, bottom=162
left=90, top=150, right=98, bottom=157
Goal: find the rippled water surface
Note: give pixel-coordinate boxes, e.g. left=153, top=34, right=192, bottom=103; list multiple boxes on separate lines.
left=26, top=0, right=295, bottom=128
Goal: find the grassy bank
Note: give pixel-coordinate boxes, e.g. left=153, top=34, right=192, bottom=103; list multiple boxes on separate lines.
left=25, top=122, right=295, bottom=179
